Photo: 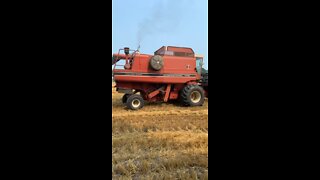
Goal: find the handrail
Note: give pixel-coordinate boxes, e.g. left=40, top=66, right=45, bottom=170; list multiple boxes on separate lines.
left=112, top=48, right=137, bottom=71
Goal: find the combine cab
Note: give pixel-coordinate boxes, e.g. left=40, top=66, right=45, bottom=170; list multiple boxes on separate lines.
left=112, top=46, right=208, bottom=110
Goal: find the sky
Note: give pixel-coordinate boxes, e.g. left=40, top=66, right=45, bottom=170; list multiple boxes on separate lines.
left=112, top=0, right=208, bottom=69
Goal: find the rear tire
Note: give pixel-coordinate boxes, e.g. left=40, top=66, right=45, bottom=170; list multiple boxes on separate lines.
left=126, top=94, right=145, bottom=110
left=122, top=94, right=131, bottom=104
left=180, top=84, right=205, bottom=106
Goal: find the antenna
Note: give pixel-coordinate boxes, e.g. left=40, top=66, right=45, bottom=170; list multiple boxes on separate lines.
left=137, top=44, right=140, bottom=52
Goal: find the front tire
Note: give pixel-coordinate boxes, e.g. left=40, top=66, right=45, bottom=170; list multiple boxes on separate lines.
left=180, top=84, right=205, bottom=106
left=126, top=94, right=145, bottom=110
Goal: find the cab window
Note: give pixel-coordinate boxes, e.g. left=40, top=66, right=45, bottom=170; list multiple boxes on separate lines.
left=196, top=57, right=203, bottom=75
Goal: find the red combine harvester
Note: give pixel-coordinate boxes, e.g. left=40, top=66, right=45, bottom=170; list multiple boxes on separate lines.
left=112, top=46, right=208, bottom=110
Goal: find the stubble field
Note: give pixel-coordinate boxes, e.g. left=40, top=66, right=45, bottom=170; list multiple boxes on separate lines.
left=112, top=83, right=208, bottom=180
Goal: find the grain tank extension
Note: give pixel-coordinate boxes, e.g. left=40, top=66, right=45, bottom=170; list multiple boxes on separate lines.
left=112, top=46, right=208, bottom=110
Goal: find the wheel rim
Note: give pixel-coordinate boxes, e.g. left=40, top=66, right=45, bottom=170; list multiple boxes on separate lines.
left=190, top=91, right=201, bottom=103
left=132, top=99, right=141, bottom=108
